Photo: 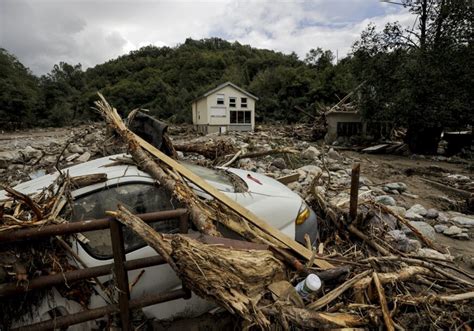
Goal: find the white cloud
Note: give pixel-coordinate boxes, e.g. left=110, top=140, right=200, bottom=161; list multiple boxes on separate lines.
left=0, top=0, right=416, bottom=74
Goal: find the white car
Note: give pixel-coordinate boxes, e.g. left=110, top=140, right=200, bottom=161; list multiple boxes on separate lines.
left=3, top=154, right=318, bottom=329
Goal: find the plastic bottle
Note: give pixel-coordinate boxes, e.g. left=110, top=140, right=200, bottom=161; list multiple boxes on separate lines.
left=294, top=274, right=322, bottom=298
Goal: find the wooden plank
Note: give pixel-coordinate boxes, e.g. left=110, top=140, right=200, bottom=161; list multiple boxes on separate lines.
left=134, top=134, right=333, bottom=269
left=277, top=173, right=300, bottom=185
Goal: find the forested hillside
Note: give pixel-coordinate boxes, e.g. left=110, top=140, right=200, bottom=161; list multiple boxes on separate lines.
left=0, top=0, right=472, bottom=153
left=0, top=39, right=352, bottom=128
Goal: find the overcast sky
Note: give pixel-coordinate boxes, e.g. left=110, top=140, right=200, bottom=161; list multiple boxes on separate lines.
left=0, top=0, right=415, bottom=75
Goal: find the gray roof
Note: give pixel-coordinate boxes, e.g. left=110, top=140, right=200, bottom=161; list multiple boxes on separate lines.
left=193, top=81, right=258, bottom=102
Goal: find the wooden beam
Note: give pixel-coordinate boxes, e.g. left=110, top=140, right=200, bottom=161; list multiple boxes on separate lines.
left=277, top=173, right=300, bottom=185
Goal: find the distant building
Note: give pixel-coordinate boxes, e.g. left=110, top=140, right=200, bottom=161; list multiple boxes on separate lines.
left=192, top=82, right=258, bottom=134
left=325, top=110, right=392, bottom=143
left=325, top=110, right=364, bottom=143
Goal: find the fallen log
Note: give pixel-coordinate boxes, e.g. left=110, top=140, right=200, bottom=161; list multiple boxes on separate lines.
left=95, top=96, right=220, bottom=236
left=108, top=204, right=286, bottom=328
left=263, top=307, right=365, bottom=329
left=307, top=270, right=372, bottom=310
left=372, top=202, right=440, bottom=251
left=277, top=173, right=300, bottom=185
left=174, top=140, right=237, bottom=160
left=420, top=177, right=472, bottom=199
left=353, top=266, right=433, bottom=295
left=70, top=173, right=107, bottom=189
left=397, top=291, right=474, bottom=304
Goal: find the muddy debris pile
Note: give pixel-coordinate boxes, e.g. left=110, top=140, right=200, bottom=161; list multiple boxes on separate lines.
left=96, top=97, right=474, bottom=329
left=0, top=124, right=108, bottom=186
left=0, top=97, right=473, bottom=329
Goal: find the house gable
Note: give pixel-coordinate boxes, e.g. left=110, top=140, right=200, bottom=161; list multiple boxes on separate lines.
left=193, top=81, right=258, bottom=103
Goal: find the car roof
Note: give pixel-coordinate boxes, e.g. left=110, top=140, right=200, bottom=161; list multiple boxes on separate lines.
left=0, top=154, right=238, bottom=200
left=0, top=154, right=151, bottom=199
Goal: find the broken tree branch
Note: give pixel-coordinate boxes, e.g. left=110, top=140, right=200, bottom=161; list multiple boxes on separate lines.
left=307, top=270, right=372, bottom=310
left=373, top=271, right=395, bottom=331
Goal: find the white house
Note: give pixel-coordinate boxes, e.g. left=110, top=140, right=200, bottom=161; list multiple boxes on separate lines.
left=192, top=82, right=258, bottom=134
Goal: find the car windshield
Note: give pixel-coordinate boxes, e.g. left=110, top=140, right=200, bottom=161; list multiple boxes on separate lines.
left=182, top=162, right=247, bottom=193
left=66, top=183, right=180, bottom=259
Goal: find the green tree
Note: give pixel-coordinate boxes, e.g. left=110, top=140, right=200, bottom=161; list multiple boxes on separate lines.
left=0, top=48, right=42, bottom=128
left=40, top=62, right=85, bottom=126
left=352, top=0, right=473, bottom=153
left=305, top=47, right=334, bottom=70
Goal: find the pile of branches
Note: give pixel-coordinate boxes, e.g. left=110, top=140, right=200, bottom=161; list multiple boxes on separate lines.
left=94, top=94, right=474, bottom=329
left=0, top=174, right=95, bottom=328
left=308, top=187, right=474, bottom=329
left=0, top=174, right=71, bottom=232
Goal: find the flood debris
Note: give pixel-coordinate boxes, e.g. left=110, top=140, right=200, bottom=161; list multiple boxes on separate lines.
left=95, top=94, right=473, bottom=329
left=0, top=94, right=472, bottom=329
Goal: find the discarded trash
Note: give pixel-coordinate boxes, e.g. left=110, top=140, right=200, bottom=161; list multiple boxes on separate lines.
left=294, top=273, right=322, bottom=298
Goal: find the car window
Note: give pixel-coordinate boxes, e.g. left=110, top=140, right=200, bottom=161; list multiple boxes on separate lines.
left=69, top=183, right=179, bottom=259
left=183, top=162, right=233, bottom=186
left=182, top=162, right=247, bottom=193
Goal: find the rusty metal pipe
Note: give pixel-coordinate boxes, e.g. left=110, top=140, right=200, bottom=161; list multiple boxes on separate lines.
left=0, top=255, right=166, bottom=297
left=179, top=212, right=189, bottom=234
left=109, top=219, right=131, bottom=330
left=13, top=289, right=188, bottom=331
left=0, top=209, right=188, bottom=243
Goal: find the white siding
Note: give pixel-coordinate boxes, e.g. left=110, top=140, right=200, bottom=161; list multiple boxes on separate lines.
left=193, top=98, right=208, bottom=125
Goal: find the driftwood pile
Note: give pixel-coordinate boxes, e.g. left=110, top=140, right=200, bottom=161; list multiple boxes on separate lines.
left=0, top=174, right=97, bottom=328
left=308, top=178, right=474, bottom=329
left=95, top=95, right=474, bottom=329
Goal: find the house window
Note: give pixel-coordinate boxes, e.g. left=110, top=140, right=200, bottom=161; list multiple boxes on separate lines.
left=217, top=94, right=224, bottom=105
left=230, top=111, right=251, bottom=124
left=337, top=122, right=362, bottom=137
left=244, top=111, right=251, bottom=123
left=241, top=97, right=247, bottom=108
left=229, top=97, right=236, bottom=108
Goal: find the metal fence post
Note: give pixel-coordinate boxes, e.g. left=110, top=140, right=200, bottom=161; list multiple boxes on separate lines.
left=110, top=219, right=131, bottom=331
